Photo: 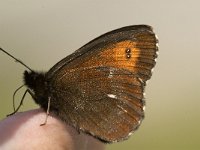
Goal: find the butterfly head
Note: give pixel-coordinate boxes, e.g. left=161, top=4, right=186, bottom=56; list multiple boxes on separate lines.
left=24, top=71, right=45, bottom=89
left=23, top=71, right=48, bottom=105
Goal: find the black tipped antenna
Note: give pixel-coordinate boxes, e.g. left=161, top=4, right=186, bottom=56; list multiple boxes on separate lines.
left=0, top=47, right=33, bottom=72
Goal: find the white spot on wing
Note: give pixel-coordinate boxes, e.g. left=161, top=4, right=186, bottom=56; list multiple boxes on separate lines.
left=117, top=105, right=128, bottom=113
left=107, top=94, right=117, bottom=99
left=128, top=132, right=133, bottom=136
left=138, top=77, right=144, bottom=84
left=143, top=105, right=146, bottom=111
left=155, top=34, right=159, bottom=63
left=108, top=68, right=115, bottom=78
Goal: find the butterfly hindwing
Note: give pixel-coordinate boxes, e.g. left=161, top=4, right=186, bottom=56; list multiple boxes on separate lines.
left=49, top=66, right=145, bottom=142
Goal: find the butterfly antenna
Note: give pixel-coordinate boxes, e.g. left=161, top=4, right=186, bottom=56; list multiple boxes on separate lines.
left=0, top=47, right=33, bottom=72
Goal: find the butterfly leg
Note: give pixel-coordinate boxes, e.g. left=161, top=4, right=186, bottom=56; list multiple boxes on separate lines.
left=40, top=97, right=51, bottom=126
left=7, top=89, right=33, bottom=116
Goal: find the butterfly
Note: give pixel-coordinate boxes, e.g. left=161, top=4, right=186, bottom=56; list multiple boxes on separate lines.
left=0, top=25, right=158, bottom=143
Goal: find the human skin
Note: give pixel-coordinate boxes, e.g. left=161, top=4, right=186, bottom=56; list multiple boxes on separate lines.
left=0, top=109, right=105, bottom=150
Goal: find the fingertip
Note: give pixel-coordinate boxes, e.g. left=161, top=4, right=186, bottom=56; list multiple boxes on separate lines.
left=0, top=109, right=105, bottom=150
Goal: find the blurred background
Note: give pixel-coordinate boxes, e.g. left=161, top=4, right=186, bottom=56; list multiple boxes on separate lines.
left=0, top=0, right=199, bottom=149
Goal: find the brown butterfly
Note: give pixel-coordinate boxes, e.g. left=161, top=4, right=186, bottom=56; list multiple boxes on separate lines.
left=0, top=25, right=158, bottom=143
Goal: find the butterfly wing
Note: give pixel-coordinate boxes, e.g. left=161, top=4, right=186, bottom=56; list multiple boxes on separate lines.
left=47, top=25, right=158, bottom=82
left=46, top=25, right=158, bottom=142
left=48, top=66, right=145, bottom=142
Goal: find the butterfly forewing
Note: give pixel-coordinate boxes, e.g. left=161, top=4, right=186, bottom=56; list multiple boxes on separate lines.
left=47, top=25, right=158, bottom=82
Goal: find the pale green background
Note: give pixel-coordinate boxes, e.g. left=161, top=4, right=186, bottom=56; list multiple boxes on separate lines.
left=0, top=0, right=200, bottom=150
